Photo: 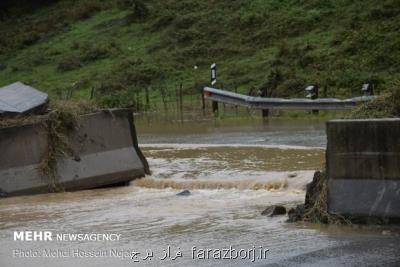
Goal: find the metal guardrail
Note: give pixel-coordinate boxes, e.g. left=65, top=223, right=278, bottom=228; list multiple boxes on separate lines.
left=203, top=87, right=377, bottom=110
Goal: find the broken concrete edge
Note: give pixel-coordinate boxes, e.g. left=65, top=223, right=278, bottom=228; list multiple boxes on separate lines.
left=326, top=118, right=400, bottom=223
left=285, top=118, right=400, bottom=225
left=63, top=108, right=151, bottom=176
left=98, top=109, right=150, bottom=175
left=0, top=81, right=49, bottom=115
left=0, top=99, right=49, bottom=118
left=126, top=110, right=151, bottom=175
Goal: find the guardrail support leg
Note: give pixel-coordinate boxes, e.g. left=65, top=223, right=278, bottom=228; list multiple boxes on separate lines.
left=201, top=88, right=205, bottom=114
left=212, top=101, right=219, bottom=113
left=262, top=109, right=269, bottom=118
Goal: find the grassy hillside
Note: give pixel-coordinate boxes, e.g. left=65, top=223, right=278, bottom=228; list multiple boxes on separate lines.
left=0, top=0, right=399, bottom=110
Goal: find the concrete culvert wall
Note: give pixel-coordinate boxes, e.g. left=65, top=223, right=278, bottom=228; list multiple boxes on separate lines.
left=327, top=118, right=400, bottom=218
left=0, top=109, right=149, bottom=197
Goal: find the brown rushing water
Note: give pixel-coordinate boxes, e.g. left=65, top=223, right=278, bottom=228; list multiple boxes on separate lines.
left=0, top=116, right=399, bottom=267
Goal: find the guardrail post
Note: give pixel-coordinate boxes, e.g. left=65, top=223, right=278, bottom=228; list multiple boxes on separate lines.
left=234, top=86, right=238, bottom=114
left=145, top=86, right=150, bottom=111
left=361, top=83, right=374, bottom=96
left=306, top=85, right=319, bottom=114
left=179, top=83, right=183, bottom=113
left=201, top=87, right=205, bottom=113
left=212, top=101, right=219, bottom=113
left=210, top=63, right=218, bottom=114
left=90, top=87, right=96, bottom=99
left=260, top=87, right=269, bottom=118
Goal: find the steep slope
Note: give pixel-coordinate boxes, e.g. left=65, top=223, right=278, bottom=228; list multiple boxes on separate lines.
left=0, top=0, right=399, bottom=108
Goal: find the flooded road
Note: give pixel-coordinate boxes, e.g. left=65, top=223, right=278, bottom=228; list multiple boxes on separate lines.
left=0, top=116, right=399, bottom=266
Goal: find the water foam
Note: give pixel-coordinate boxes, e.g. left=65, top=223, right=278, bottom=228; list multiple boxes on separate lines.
left=133, top=178, right=288, bottom=191
left=140, top=143, right=324, bottom=150
left=133, top=171, right=314, bottom=192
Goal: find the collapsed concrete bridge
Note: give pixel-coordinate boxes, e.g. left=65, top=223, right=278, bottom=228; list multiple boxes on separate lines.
left=0, top=109, right=149, bottom=197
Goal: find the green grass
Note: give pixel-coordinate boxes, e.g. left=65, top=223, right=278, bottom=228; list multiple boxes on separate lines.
left=0, top=0, right=399, bottom=111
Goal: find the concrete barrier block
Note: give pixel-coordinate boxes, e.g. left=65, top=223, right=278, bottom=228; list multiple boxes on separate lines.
left=327, top=119, right=400, bottom=218
left=0, top=109, right=148, bottom=197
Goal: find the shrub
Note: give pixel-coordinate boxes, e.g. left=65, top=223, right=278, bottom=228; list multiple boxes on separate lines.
left=114, top=59, right=164, bottom=86
left=70, top=0, right=101, bottom=21
left=123, top=0, right=149, bottom=23
left=80, top=45, right=110, bottom=62
left=239, top=13, right=266, bottom=28
left=149, top=12, right=174, bottom=31
left=126, top=64, right=164, bottom=86
left=97, top=90, right=138, bottom=109
left=31, top=53, right=47, bottom=65
left=277, top=41, right=290, bottom=57
left=96, top=80, right=126, bottom=95
left=298, top=54, right=314, bottom=68
left=276, top=78, right=306, bottom=97
left=18, top=31, right=41, bottom=47
left=57, top=56, right=82, bottom=71
left=369, top=6, right=399, bottom=20
left=71, top=41, right=80, bottom=50
left=260, top=68, right=284, bottom=97
left=173, top=14, right=197, bottom=30
left=172, top=28, right=203, bottom=45
left=133, top=1, right=149, bottom=22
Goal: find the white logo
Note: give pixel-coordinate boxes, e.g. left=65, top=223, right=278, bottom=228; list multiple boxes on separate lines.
left=14, top=231, right=53, bottom=241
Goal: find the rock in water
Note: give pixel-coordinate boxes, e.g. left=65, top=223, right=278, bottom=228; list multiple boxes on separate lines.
left=176, top=190, right=191, bottom=196
left=287, top=204, right=305, bottom=222
left=261, top=205, right=286, bottom=216
left=0, top=188, right=7, bottom=197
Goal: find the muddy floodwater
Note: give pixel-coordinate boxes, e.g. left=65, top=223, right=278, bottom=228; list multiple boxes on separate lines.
left=0, top=116, right=399, bottom=266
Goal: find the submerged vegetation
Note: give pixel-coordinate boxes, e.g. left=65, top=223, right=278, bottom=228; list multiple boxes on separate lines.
left=0, top=0, right=399, bottom=111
